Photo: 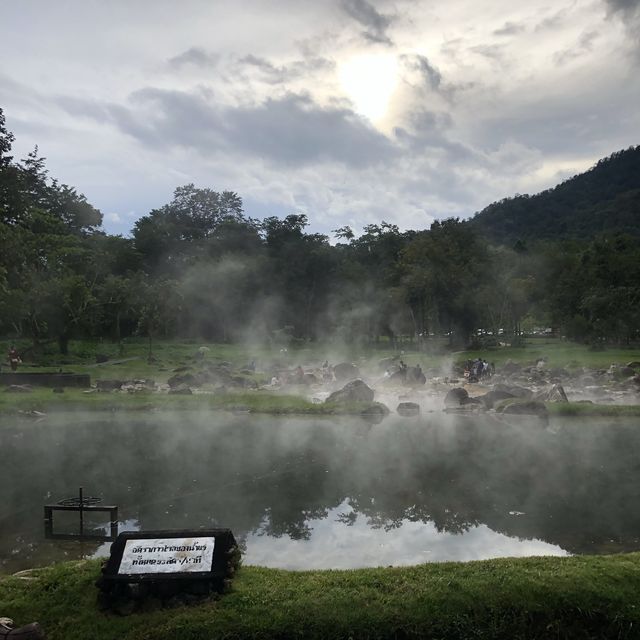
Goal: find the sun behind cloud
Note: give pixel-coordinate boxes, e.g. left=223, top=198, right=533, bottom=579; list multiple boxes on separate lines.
left=338, top=53, right=399, bottom=124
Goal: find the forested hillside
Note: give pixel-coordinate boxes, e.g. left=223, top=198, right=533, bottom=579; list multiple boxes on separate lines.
left=0, top=107, right=638, bottom=352
left=470, top=146, right=640, bottom=245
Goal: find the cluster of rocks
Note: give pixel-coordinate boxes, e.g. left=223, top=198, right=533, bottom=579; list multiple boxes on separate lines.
left=322, top=378, right=420, bottom=420
left=487, top=359, right=640, bottom=404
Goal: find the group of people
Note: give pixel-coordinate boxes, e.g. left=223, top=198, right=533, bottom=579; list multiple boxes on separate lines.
left=465, top=358, right=494, bottom=381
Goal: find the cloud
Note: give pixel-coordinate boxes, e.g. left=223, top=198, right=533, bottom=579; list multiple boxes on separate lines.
left=58, top=88, right=398, bottom=168
left=553, top=30, right=599, bottom=65
left=603, top=0, right=640, bottom=47
left=534, top=7, right=573, bottom=32
left=340, top=0, right=394, bottom=45
left=238, top=54, right=335, bottom=84
left=400, top=54, right=442, bottom=91
left=105, top=212, right=122, bottom=223
left=493, top=21, right=526, bottom=36
left=168, top=47, right=218, bottom=68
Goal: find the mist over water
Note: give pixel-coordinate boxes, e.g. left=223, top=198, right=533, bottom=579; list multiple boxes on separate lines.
left=2, top=411, right=640, bottom=573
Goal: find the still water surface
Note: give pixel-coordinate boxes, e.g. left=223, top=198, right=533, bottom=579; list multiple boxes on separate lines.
left=1, top=411, right=639, bottom=573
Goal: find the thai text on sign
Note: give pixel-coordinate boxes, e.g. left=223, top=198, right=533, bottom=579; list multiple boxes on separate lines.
left=118, top=536, right=216, bottom=574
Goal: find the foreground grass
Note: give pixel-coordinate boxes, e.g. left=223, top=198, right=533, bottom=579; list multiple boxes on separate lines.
left=2, top=555, right=640, bottom=639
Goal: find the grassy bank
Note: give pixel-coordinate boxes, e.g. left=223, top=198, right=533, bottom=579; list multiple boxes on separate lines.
left=0, top=388, right=360, bottom=416
left=546, top=402, right=640, bottom=417
left=2, top=555, right=640, bottom=639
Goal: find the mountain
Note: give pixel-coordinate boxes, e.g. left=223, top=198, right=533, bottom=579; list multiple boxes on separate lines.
left=469, top=145, right=640, bottom=245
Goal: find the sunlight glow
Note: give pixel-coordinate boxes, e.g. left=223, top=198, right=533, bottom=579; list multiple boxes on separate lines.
left=338, top=54, right=398, bottom=123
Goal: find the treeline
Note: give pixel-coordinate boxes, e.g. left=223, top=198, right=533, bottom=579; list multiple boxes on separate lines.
left=470, top=146, right=640, bottom=244
left=1, top=107, right=639, bottom=353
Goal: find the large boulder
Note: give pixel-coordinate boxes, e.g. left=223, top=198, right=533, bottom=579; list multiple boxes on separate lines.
left=493, top=383, right=532, bottom=398
left=497, top=400, right=548, bottom=419
left=326, top=379, right=374, bottom=404
left=333, top=362, right=360, bottom=382
left=96, top=379, right=124, bottom=391
left=444, top=387, right=469, bottom=407
left=360, top=402, right=390, bottom=423
left=167, top=373, right=197, bottom=388
left=397, top=402, right=420, bottom=417
left=444, top=388, right=480, bottom=408
left=479, top=389, right=515, bottom=409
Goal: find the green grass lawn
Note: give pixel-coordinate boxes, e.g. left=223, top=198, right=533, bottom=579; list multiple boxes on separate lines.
left=2, top=554, right=640, bottom=639
left=2, top=337, right=639, bottom=380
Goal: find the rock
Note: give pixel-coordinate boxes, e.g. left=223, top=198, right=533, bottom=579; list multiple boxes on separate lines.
left=360, top=402, right=390, bottom=423
left=0, top=620, right=46, bottom=638
left=443, top=387, right=481, bottom=407
left=626, top=361, right=640, bottom=369
left=95, top=353, right=109, bottom=363
left=619, top=367, right=636, bottom=378
left=333, top=362, right=360, bottom=382
left=397, top=402, right=420, bottom=417
left=52, top=387, right=64, bottom=394
left=479, top=389, right=515, bottom=409
left=498, top=400, right=548, bottom=419
left=96, top=379, right=124, bottom=391
left=533, top=384, right=568, bottom=403
left=302, top=373, right=319, bottom=385
left=167, top=373, right=196, bottom=388
left=326, top=379, right=374, bottom=404
left=5, top=384, right=32, bottom=393
left=406, top=366, right=426, bottom=386
left=493, top=383, right=532, bottom=398
left=168, top=384, right=192, bottom=395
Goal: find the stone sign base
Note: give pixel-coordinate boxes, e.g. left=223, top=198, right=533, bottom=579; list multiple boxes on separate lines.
left=96, top=529, right=239, bottom=615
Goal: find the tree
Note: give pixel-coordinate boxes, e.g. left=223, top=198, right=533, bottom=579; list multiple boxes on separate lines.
left=133, top=184, right=245, bottom=271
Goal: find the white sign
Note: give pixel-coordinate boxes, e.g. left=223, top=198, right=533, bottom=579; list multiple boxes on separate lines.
left=118, top=537, right=216, bottom=574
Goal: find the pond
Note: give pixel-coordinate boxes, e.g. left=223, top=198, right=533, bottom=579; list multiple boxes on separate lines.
left=2, top=411, right=640, bottom=574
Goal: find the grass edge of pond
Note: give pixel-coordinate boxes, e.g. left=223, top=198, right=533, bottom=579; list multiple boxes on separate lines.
left=2, top=554, right=640, bottom=639
left=2, top=389, right=640, bottom=418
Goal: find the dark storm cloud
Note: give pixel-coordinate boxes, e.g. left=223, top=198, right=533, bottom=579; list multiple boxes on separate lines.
left=605, top=0, right=640, bottom=12
left=57, top=88, right=397, bottom=168
left=340, top=0, right=394, bottom=45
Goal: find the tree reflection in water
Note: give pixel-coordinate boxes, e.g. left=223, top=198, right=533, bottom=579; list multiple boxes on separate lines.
left=2, top=411, right=640, bottom=573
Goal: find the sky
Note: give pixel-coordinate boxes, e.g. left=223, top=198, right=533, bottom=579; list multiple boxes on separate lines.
left=1, top=0, right=639, bottom=237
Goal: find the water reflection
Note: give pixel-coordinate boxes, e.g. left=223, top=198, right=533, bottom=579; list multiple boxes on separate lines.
left=244, top=499, right=567, bottom=569
left=1, top=411, right=639, bottom=574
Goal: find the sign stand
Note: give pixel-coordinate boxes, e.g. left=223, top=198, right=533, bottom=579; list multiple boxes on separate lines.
left=96, top=529, right=239, bottom=613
